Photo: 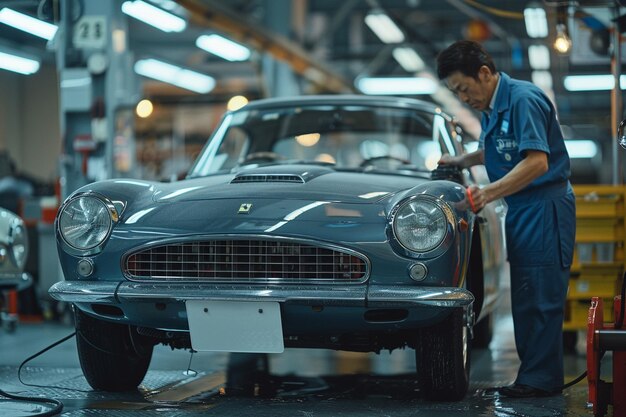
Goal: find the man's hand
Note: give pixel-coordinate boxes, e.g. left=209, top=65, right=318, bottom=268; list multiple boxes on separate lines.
left=438, top=154, right=460, bottom=166
left=438, top=149, right=484, bottom=170
left=466, top=185, right=487, bottom=213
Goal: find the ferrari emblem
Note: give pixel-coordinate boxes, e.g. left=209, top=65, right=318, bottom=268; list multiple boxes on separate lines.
left=238, top=203, right=253, bottom=214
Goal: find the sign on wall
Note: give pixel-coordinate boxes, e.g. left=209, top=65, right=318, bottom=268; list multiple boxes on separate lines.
left=73, top=16, right=107, bottom=49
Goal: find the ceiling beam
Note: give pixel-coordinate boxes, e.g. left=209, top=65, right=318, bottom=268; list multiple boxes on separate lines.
left=176, top=0, right=355, bottom=93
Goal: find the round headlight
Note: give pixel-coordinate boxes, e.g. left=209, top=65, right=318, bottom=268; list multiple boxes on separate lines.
left=393, top=198, right=450, bottom=252
left=9, top=222, right=28, bottom=269
left=59, top=196, right=113, bottom=251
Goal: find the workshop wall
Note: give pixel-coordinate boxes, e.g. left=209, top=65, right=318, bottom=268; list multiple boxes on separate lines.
left=0, top=69, right=21, bottom=166
left=0, top=63, right=60, bottom=182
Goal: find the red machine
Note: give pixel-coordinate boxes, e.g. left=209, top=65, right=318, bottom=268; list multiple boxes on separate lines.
left=587, top=295, right=626, bottom=417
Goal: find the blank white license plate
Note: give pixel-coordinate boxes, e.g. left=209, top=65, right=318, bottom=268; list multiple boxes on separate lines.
left=186, top=300, right=284, bottom=353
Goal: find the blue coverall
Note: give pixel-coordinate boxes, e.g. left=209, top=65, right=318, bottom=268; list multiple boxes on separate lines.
left=479, top=72, right=576, bottom=392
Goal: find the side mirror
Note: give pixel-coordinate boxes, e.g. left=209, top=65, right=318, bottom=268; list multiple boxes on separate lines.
left=619, top=119, right=626, bottom=149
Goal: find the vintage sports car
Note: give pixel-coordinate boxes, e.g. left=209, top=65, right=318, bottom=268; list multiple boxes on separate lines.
left=50, top=95, right=506, bottom=400
left=0, top=207, right=31, bottom=332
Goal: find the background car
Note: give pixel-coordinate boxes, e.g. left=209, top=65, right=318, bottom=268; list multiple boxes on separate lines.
left=50, top=95, right=507, bottom=400
left=0, top=207, right=31, bottom=332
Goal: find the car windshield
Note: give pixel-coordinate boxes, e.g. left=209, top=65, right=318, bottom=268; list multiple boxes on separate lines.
left=188, top=103, right=459, bottom=177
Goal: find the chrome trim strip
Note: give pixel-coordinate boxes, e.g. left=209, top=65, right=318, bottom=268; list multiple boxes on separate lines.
left=48, top=281, right=119, bottom=303
left=49, top=280, right=473, bottom=308
left=367, top=286, right=474, bottom=307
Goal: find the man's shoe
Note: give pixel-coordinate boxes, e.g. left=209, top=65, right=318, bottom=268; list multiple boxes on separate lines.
left=499, top=384, right=561, bottom=398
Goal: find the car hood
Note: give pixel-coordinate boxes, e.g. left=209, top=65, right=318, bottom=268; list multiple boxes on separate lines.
left=153, top=165, right=429, bottom=205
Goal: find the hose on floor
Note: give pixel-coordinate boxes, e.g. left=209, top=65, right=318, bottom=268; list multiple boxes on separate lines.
left=561, top=370, right=587, bottom=390
left=0, top=388, right=63, bottom=417
left=0, top=331, right=76, bottom=417
left=560, top=271, right=626, bottom=390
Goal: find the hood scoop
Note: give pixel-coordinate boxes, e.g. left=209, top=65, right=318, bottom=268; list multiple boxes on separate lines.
left=231, top=174, right=304, bottom=184
left=230, top=165, right=334, bottom=184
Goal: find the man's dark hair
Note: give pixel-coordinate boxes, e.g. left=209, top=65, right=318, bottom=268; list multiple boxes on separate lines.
left=436, top=40, right=496, bottom=80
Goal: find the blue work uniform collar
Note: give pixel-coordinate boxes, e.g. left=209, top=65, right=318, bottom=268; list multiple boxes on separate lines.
left=488, top=74, right=502, bottom=112
left=483, top=72, right=511, bottom=136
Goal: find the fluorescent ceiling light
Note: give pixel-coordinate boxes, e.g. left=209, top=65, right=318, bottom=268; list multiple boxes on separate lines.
left=196, top=34, right=251, bottom=61
left=532, top=70, right=552, bottom=90
left=150, top=0, right=182, bottom=12
left=0, top=51, right=40, bottom=74
left=121, top=0, right=186, bottom=32
left=364, top=11, right=405, bottom=44
left=565, top=140, right=598, bottom=158
left=356, top=77, right=437, bottom=95
left=134, top=59, right=215, bottom=93
left=563, top=74, right=626, bottom=91
left=392, top=47, right=425, bottom=72
left=0, top=8, right=58, bottom=40
left=523, top=6, right=548, bottom=38
left=528, top=45, right=550, bottom=70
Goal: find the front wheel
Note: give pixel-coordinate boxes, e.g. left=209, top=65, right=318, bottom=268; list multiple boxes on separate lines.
left=75, top=307, right=154, bottom=391
left=416, top=308, right=471, bottom=401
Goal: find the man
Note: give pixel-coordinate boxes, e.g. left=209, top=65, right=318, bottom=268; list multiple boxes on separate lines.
left=436, top=40, right=575, bottom=398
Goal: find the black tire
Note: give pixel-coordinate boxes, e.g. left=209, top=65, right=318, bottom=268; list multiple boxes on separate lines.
left=416, top=308, right=471, bottom=401
left=472, top=312, right=494, bottom=349
left=75, top=308, right=154, bottom=391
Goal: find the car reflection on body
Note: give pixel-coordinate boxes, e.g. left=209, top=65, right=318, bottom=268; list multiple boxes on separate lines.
left=49, top=95, right=507, bottom=400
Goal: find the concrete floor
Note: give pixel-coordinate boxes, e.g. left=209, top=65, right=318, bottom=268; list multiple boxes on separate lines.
left=0, top=296, right=606, bottom=417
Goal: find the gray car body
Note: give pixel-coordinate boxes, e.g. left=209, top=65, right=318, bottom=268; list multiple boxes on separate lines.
left=50, top=95, right=506, bottom=352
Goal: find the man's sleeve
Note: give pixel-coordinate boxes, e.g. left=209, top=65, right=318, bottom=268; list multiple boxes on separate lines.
left=511, top=93, right=551, bottom=156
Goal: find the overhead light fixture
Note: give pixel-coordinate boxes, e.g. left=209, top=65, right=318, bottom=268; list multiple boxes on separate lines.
left=523, top=4, right=548, bottom=38
left=0, top=50, right=40, bottom=75
left=356, top=77, right=437, bottom=95
left=227, top=95, right=248, bottom=111
left=149, top=0, right=183, bottom=12
left=134, top=59, right=215, bottom=93
left=196, top=34, right=251, bottom=61
left=121, top=0, right=186, bottom=33
left=392, top=47, right=425, bottom=72
left=136, top=99, right=154, bottom=118
left=364, top=11, right=405, bottom=44
left=528, top=44, right=550, bottom=70
left=565, top=140, right=598, bottom=159
left=563, top=74, right=625, bottom=91
left=0, top=8, right=58, bottom=40
left=553, top=23, right=572, bottom=54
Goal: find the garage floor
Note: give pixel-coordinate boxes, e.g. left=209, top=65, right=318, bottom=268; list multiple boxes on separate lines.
left=0, top=294, right=604, bottom=417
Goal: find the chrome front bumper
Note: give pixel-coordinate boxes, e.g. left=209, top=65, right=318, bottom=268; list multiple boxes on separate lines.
left=49, top=281, right=474, bottom=308
left=0, top=272, right=32, bottom=291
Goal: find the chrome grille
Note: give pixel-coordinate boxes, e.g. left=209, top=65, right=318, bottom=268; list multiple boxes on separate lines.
left=231, top=174, right=304, bottom=184
left=125, top=240, right=367, bottom=283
